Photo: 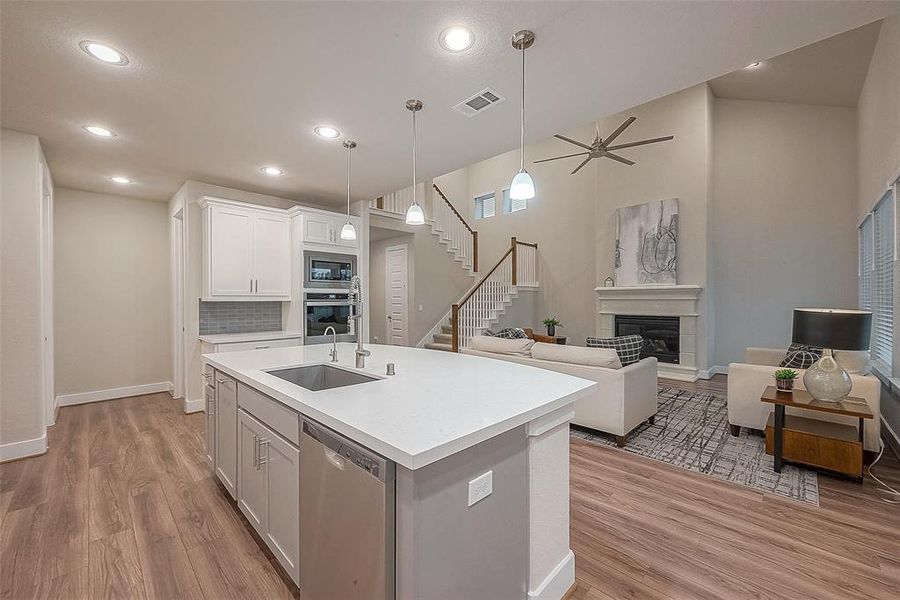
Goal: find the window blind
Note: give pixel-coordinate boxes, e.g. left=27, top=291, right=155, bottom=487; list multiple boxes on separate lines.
left=502, top=188, right=527, bottom=213
left=474, top=192, right=496, bottom=219
left=872, top=191, right=894, bottom=369
left=858, top=215, right=873, bottom=312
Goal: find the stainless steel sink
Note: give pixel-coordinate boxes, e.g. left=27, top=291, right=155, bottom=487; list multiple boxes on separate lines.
left=266, top=364, right=378, bottom=391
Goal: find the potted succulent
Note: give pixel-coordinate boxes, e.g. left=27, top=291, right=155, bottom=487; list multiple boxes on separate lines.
left=542, top=317, right=562, bottom=337
left=774, top=368, right=799, bottom=393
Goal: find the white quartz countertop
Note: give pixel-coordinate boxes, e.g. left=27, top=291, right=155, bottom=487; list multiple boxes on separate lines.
left=202, top=344, right=597, bottom=470
left=198, top=331, right=303, bottom=344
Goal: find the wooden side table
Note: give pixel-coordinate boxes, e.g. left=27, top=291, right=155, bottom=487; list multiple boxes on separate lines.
left=760, top=386, right=873, bottom=481
left=532, top=334, right=567, bottom=345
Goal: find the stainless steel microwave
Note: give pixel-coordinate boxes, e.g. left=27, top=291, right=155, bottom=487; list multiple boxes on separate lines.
left=303, top=251, right=356, bottom=289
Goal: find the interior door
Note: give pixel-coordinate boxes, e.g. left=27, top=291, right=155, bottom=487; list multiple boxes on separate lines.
left=264, top=431, right=301, bottom=585
left=237, top=410, right=267, bottom=536
left=210, top=206, right=253, bottom=296
left=253, top=213, right=291, bottom=297
left=386, top=244, right=409, bottom=345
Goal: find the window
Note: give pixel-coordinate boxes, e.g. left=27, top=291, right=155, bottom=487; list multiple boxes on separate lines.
left=859, top=190, right=894, bottom=372
left=502, top=188, right=527, bottom=213
left=474, top=192, right=496, bottom=219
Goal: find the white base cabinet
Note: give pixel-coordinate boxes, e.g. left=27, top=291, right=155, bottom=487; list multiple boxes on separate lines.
left=237, top=408, right=301, bottom=586
left=214, top=373, right=238, bottom=499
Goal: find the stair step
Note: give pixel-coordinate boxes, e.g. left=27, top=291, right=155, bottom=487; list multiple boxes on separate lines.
left=441, top=324, right=452, bottom=334
left=433, top=333, right=451, bottom=344
left=424, top=342, right=453, bottom=352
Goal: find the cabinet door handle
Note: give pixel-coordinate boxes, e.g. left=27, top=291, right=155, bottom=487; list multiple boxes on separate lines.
left=254, top=345, right=270, bottom=350
left=253, top=434, right=259, bottom=468
left=258, top=438, right=270, bottom=469
left=215, top=377, right=232, bottom=386
left=250, top=278, right=253, bottom=293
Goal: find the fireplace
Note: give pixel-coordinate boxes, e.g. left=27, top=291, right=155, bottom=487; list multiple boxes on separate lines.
left=615, top=315, right=680, bottom=364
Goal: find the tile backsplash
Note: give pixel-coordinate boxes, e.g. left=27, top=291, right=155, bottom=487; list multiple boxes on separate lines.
left=199, top=301, right=283, bottom=335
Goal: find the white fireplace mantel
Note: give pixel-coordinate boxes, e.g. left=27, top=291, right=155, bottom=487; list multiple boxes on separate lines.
left=595, top=284, right=704, bottom=381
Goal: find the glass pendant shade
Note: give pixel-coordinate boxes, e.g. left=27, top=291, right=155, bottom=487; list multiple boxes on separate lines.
left=340, top=221, right=357, bottom=240
left=405, top=203, right=425, bottom=225
left=509, top=169, right=535, bottom=200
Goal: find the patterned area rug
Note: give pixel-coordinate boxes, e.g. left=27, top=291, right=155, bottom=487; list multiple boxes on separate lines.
left=571, top=387, right=820, bottom=505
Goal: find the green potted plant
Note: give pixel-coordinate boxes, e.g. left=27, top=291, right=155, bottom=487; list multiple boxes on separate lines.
left=542, top=317, right=562, bottom=337
left=774, top=368, right=799, bottom=393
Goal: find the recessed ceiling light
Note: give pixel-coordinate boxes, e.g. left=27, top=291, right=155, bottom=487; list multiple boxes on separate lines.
left=314, top=125, right=341, bottom=139
left=109, top=176, right=132, bottom=184
left=260, top=166, right=283, bottom=176
left=440, top=26, right=474, bottom=52
left=83, top=125, right=116, bottom=137
left=745, top=62, right=761, bottom=69
left=79, top=40, right=129, bottom=65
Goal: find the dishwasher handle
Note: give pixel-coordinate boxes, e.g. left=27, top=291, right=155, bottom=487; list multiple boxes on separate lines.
left=302, top=420, right=391, bottom=482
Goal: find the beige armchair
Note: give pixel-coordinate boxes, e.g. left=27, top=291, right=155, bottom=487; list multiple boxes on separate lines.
left=727, top=347, right=881, bottom=451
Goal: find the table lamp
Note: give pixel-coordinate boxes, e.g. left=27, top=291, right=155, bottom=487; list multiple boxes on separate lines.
left=791, top=308, right=872, bottom=401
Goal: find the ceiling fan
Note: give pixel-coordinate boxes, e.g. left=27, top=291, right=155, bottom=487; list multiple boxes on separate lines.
left=535, top=117, right=673, bottom=174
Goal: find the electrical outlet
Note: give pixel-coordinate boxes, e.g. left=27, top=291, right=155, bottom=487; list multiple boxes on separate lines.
left=467, top=470, right=492, bottom=507
left=418, top=304, right=423, bottom=312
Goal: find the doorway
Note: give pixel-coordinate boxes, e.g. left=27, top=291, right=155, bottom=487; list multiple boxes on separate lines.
left=385, top=244, right=409, bottom=346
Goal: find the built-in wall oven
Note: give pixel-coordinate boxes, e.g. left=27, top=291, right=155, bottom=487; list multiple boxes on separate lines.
left=304, top=292, right=356, bottom=344
left=304, top=251, right=356, bottom=289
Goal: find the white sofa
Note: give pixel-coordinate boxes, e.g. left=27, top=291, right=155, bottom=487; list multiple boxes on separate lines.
left=727, top=347, right=881, bottom=451
left=461, top=338, right=658, bottom=446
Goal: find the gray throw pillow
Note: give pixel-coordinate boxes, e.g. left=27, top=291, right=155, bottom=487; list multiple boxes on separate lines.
left=585, top=334, right=643, bottom=366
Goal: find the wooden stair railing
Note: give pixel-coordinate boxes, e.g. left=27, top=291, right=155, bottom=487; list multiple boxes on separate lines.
left=451, top=237, right=538, bottom=352
left=433, top=184, right=478, bottom=273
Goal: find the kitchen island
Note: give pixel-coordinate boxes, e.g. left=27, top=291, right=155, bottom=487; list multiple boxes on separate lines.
left=203, top=342, right=597, bottom=600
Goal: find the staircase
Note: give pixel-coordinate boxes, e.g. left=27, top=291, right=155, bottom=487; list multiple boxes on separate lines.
left=371, top=183, right=478, bottom=275
left=424, top=237, right=539, bottom=352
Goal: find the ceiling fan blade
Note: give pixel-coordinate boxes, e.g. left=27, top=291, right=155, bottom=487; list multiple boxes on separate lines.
left=534, top=151, right=590, bottom=164
left=603, top=152, right=635, bottom=166
left=604, top=135, right=674, bottom=151
left=600, top=116, right=636, bottom=147
left=553, top=134, right=593, bottom=150
left=571, top=156, right=593, bottom=174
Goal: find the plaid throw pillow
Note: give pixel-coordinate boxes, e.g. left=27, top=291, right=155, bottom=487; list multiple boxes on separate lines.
left=779, top=343, right=822, bottom=369
left=484, top=327, right=529, bottom=340
left=585, top=334, right=643, bottom=366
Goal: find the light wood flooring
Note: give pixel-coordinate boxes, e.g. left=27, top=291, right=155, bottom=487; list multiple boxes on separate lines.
left=1, top=375, right=898, bottom=600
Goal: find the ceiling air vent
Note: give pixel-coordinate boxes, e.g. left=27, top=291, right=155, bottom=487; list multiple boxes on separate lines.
left=452, top=87, right=506, bottom=117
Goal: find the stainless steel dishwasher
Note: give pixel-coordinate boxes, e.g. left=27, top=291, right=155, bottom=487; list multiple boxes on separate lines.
left=300, top=419, right=395, bottom=600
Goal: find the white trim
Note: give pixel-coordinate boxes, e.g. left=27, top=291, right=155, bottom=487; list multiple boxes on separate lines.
left=526, top=406, right=575, bottom=437
left=528, top=549, right=575, bottom=600
left=171, top=209, right=185, bottom=400
left=0, top=432, right=48, bottom=462
left=184, top=397, right=205, bottom=414
left=56, top=381, right=173, bottom=407
left=699, top=365, right=729, bottom=379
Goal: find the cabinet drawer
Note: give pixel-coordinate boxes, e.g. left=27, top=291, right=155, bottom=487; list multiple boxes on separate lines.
left=237, top=383, right=300, bottom=446
left=216, top=338, right=301, bottom=353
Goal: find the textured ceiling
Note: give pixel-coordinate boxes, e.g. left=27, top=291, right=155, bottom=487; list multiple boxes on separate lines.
left=2, top=1, right=897, bottom=205
left=710, top=21, right=883, bottom=107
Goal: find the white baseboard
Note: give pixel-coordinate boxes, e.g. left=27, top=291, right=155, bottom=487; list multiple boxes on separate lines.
left=529, top=550, right=575, bottom=600
left=0, top=431, right=47, bottom=462
left=56, top=381, right=173, bottom=407
left=184, top=398, right=205, bottom=414
left=882, top=415, right=900, bottom=459
left=696, top=365, right=729, bottom=379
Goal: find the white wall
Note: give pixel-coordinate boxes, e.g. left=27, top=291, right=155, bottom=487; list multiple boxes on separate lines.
left=0, top=129, right=47, bottom=455
left=713, top=99, right=859, bottom=366
left=53, top=188, right=172, bottom=397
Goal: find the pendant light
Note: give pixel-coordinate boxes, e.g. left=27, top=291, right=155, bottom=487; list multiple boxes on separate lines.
left=340, top=140, right=358, bottom=241
left=509, top=29, right=535, bottom=201
left=404, top=99, right=426, bottom=225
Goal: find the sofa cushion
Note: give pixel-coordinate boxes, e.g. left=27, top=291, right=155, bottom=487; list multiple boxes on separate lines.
left=484, top=327, right=529, bottom=339
left=469, top=335, right=535, bottom=356
left=779, top=343, right=822, bottom=369
left=585, top=334, right=643, bottom=366
left=531, top=343, right=622, bottom=369
left=834, top=350, right=871, bottom=374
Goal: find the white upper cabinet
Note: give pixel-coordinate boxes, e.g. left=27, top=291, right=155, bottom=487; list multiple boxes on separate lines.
left=302, top=212, right=359, bottom=249
left=201, top=198, right=292, bottom=301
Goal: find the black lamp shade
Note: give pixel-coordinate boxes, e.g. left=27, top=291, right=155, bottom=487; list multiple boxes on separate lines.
left=791, top=308, right=872, bottom=351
